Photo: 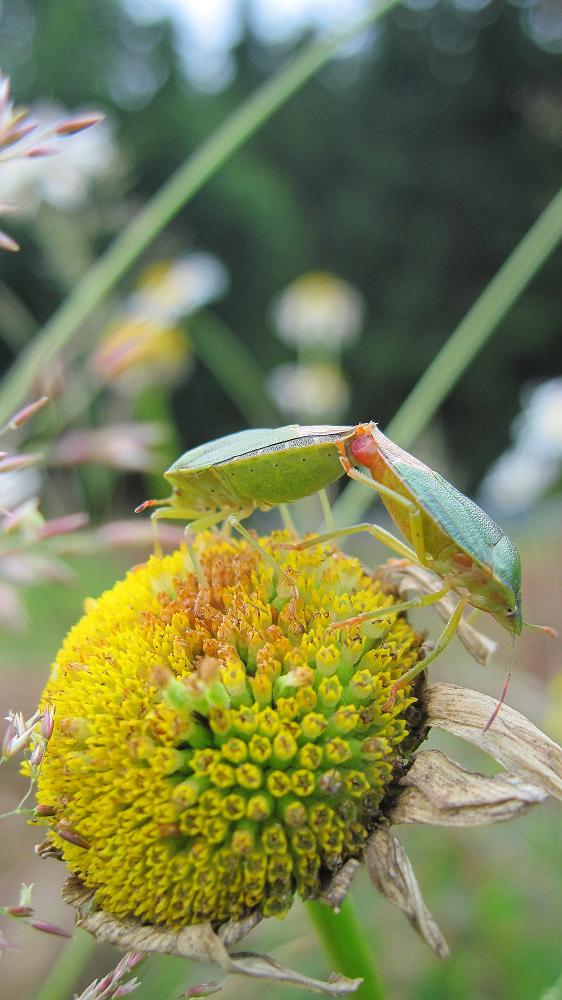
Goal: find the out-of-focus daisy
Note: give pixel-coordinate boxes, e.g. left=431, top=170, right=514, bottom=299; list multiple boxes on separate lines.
left=516, top=378, right=562, bottom=459
left=129, top=252, right=229, bottom=324
left=480, top=379, right=562, bottom=517
left=272, top=271, right=364, bottom=351
left=479, top=446, right=558, bottom=517
left=267, top=362, right=350, bottom=421
left=0, top=467, right=41, bottom=513
left=0, top=100, right=116, bottom=213
left=92, top=253, right=228, bottom=392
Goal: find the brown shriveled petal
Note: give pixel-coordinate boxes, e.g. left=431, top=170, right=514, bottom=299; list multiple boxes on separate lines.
left=35, top=840, right=63, bottom=861
left=364, top=828, right=449, bottom=959
left=318, top=859, right=360, bottom=912
left=389, top=749, right=547, bottom=826
left=424, top=683, right=562, bottom=800
left=381, top=563, right=497, bottom=666
left=62, top=877, right=362, bottom=997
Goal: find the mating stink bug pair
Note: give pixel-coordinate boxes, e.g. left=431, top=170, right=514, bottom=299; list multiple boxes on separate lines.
left=136, top=422, right=555, bottom=721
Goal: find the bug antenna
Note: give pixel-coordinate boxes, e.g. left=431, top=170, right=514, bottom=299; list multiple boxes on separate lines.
left=524, top=620, right=558, bottom=639
left=483, top=637, right=515, bottom=732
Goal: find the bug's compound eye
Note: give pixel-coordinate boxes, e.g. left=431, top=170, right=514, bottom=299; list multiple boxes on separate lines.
left=505, top=608, right=516, bottom=619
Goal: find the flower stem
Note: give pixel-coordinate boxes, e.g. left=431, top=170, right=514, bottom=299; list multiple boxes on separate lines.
left=32, top=930, right=96, bottom=1000
left=0, top=0, right=399, bottom=427
left=189, top=311, right=281, bottom=425
left=307, top=896, right=385, bottom=1000
left=334, top=185, right=562, bottom=525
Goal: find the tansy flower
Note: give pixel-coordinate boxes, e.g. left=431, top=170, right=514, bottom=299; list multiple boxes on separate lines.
left=27, top=535, right=562, bottom=995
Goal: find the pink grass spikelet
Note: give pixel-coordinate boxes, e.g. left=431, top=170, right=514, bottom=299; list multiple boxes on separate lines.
left=30, top=919, right=72, bottom=938
left=54, top=113, right=105, bottom=136
left=0, top=229, right=19, bottom=251
left=8, top=396, right=49, bottom=430
left=0, top=453, right=43, bottom=473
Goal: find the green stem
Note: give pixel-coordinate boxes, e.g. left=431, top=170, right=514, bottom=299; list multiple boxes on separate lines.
left=0, top=0, right=399, bottom=427
left=307, top=896, right=385, bottom=1000
left=189, top=311, right=280, bottom=426
left=334, top=185, right=562, bottom=525
left=30, top=930, right=96, bottom=1000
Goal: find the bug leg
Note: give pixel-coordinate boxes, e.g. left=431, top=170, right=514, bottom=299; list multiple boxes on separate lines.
left=148, top=506, right=182, bottom=557
left=385, top=596, right=470, bottom=707
left=148, top=507, right=227, bottom=585
left=285, top=522, right=419, bottom=564
left=483, top=666, right=512, bottom=732
left=329, top=583, right=451, bottom=631
left=337, top=454, right=430, bottom=567
left=226, top=514, right=298, bottom=606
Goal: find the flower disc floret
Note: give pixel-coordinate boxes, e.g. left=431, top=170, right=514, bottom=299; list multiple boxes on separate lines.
left=35, top=532, right=424, bottom=929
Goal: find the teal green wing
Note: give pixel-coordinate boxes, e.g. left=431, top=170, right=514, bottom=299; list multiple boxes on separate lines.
left=392, top=461, right=521, bottom=591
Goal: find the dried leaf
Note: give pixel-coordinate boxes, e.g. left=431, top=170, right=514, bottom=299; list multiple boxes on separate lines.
left=390, top=749, right=547, bottom=826
left=365, top=828, right=449, bottom=958
left=63, top=878, right=361, bottom=996
left=424, top=683, right=562, bottom=800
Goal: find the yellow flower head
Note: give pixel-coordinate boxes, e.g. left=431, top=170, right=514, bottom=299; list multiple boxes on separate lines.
left=35, top=532, right=425, bottom=930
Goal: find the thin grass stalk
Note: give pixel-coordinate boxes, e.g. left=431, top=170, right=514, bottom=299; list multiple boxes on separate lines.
left=307, top=897, right=385, bottom=1000
left=334, top=185, right=562, bottom=525
left=31, top=930, right=96, bottom=1000
left=189, top=311, right=281, bottom=426
left=0, top=0, right=399, bottom=427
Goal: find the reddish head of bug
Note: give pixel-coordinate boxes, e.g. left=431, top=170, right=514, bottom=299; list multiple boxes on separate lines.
left=349, top=424, right=378, bottom=464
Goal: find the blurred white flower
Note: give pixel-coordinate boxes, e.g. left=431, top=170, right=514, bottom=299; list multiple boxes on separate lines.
left=479, top=378, right=562, bottom=517
left=128, top=252, right=229, bottom=324
left=51, top=423, right=167, bottom=472
left=267, top=362, right=350, bottom=421
left=272, top=271, right=364, bottom=350
left=516, top=378, right=562, bottom=459
left=0, top=468, right=41, bottom=512
left=0, top=102, right=117, bottom=212
left=479, top=447, right=557, bottom=517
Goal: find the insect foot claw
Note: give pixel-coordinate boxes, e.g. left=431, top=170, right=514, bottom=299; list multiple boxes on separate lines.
left=383, top=682, right=400, bottom=712
left=328, top=616, right=357, bottom=632
left=135, top=498, right=160, bottom=514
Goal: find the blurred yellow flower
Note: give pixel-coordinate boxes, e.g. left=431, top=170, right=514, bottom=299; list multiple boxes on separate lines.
left=93, top=315, right=190, bottom=387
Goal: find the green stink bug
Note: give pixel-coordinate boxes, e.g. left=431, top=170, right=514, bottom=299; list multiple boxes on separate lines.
left=137, top=420, right=554, bottom=723
left=290, top=421, right=555, bottom=724
left=135, top=424, right=355, bottom=584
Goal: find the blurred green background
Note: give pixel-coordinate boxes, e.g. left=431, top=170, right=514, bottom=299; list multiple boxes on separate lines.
left=0, top=0, right=561, bottom=998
